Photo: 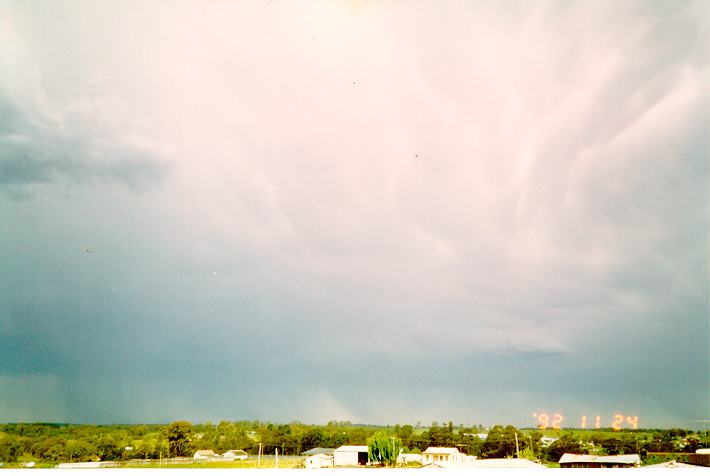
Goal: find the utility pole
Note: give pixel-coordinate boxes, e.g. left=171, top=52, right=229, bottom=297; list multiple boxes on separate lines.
left=275, top=448, right=279, bottom=468
left=258, top=443, right=262, bottom=468
left=514, top=433, right=520, bottom=458
left=391, top=436, right=396, bottom=466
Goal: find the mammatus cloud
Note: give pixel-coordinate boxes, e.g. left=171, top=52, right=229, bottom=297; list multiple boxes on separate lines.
left=0, top=7, right=169, bottom=198
left=0, top=0, right=707, bottom=426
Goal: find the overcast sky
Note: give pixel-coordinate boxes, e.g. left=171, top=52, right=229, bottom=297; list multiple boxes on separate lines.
left=1, top=0, right=708, bottom=428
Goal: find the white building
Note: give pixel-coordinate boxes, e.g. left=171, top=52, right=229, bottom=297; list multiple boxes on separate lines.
left=540, top=437, right=558, bottom=447
left=422, top=447, right=465, bottom=466
left=333, top=445, right=369, bottom=466
left=193, top=450, right=217, bottom=461
left=305, top=453, right=334, bottom=469
left=223, top=449, right=248, bottom=460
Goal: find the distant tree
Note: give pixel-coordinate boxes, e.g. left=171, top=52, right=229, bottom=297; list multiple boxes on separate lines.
left=0, top=435, right=22, bottom=463
left=545, top=433, right=583, bottom=462
left=459, top=434, right=484, bottom=456
left=480, top=425, right=523, bottom=459
left=367, top=431, right=402, bottom=466
left=429, top=421, right=456, bottom=447
left=301, top=427, right=325, bottom=450
left=684, top=437, right=701, bottom=453
left=96, top=437, right=122, bottom=461
left=164, top=421, right=194, bottom=457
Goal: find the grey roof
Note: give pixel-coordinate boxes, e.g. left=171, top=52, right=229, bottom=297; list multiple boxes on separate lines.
left=559, top=453, right=640, bottom=465
left=301, top=447, right=335, bottom=456
left=642, top=460, right=706, bottom=469
left=423, top=447, right=461, bottom=455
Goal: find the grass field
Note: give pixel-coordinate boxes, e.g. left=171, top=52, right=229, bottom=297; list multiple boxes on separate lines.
left=124, top=456, right=304, bottom=469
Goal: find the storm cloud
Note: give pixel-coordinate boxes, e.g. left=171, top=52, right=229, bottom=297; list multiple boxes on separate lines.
left=0, top=0, right=708, bottom=427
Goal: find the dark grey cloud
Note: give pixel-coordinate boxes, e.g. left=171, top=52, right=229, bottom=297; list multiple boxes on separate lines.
left=0, top=99, right=169, bottom=197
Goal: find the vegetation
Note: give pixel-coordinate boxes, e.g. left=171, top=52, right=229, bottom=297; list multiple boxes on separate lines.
left=367, top=431, right=402, bottom=466
left=0, top=420, right=707, bottom=468
left=164, top=421, right=194, bottom=457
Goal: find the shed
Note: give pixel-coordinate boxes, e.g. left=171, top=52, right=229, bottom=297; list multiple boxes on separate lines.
left=333, top=445, right=369, bottom=466
left=305, top=453, right=334, bottom=469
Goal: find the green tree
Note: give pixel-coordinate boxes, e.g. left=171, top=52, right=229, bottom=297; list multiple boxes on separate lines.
left=545, top=433, right=583, bottom=462
left=301, top=427, right=325, bottom=450
left=480, top=425, right=524, bottom=458
left=164, top=421, right=194, bottom=457
left=0, top=435, right=22, bottom=463
left=367, top=431, right=402, bottom=466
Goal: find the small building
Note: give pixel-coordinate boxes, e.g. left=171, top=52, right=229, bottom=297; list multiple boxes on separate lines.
left=305, top=453, right=334, bottom=469
left=194, top=450, right=217, bottom=461
left=541, top=437, right=558, bottom=447
left=223, top=449, right=248, bottom=461
left=301, top=447, right=335, bottom=456
left=333, top=445, right=369, bottom=466
left=559, top=453, right=640, bottom=468
left=422, top=447, right=465, bottom=466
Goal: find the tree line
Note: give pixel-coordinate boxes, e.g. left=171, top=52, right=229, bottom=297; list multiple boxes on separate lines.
left=0, top=420, right=707, bottom=465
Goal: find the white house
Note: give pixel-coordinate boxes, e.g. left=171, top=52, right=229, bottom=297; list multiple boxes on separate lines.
left=193, top=450, right=217, bottom=461
left=305, top=453, right=334, bottom=469
left=421, top=447, right=465, bottom=466
left=223, top=449, right=248, bottom=461
left=540, top=437, right=558, bottom=447
left=333, top=445, right=369, bottom=466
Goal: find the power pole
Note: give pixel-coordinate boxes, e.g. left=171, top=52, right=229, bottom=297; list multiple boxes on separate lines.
left=391, top=436, right=396, bottom=466
left=514, top=433, right=520, bottom=458
left=258, top=443, right=262, bottom=468
left=275, top=447, right=279, bottom=468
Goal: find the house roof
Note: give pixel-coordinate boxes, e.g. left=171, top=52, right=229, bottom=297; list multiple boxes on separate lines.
left=642, top=460, right=705, bottom=469
left=334, top=445, right=368, bottom=452
left=194, top=450, right=216, bottom=456
left=224, top=449, right=247, bottom=455
left=559, top=453, right=640, bottom=465
left=302, top=447, right=335, bottom=456
left=423, top=447, right=461, bottom=455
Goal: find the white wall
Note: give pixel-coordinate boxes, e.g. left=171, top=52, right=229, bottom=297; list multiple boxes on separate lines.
left=333, top=450, right=359, bottom=466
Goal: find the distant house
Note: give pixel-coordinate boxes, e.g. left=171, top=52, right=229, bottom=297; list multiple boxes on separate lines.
left=333, top=446, right=369, bottom=466
left=193, top=450, right=217, bottom=461
left=305, top=453, right=334, bottom=469
left=541, top=437, right=558, bottom=447
left=559, top=453, right=640, bottom=468
left=301, top=447, right=335, bottom=456
left=223, top=449, right=248, bottom=461
left=422, top=447, right=465, bottom=466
